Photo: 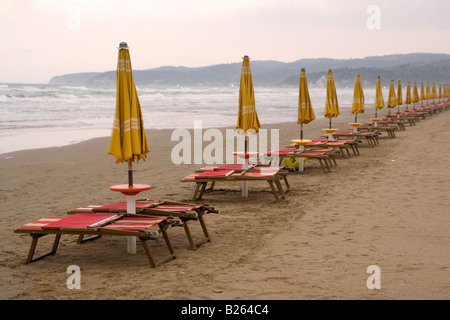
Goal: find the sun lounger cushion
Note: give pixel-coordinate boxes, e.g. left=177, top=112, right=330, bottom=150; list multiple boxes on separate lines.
left=71, top=202, right=203, bottom=214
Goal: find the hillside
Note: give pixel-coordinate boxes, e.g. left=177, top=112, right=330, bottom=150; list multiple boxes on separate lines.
left=49, top=53, right=450, bottom=88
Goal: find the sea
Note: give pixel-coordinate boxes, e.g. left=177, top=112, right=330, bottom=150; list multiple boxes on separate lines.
left=0, top=83, right=372, bottom=154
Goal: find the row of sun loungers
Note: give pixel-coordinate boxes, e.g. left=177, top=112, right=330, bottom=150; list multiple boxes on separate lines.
left=14, top=100, right=449, bottom=267
left=180, top=100, right=449, bottom=199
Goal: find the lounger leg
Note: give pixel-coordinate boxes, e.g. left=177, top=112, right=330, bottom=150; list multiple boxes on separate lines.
left=77, top=234, right=102, bottom=244
left=158, top=224, right=176, bottom=264
left=197, top=182, right=207, bottom=200
left=345, top=147, right=351, bottom=158
left=282, top=175, right=291, bottom=192
left=26, top=234, right=61, bottom=264
left=183, top=217, right=211, bottom=251
left=274, top=179, right=285, bottom=200
left=140, top=239, right=157, bottom=268
left=268, top=181, right=280, bottom=202
left=352, top=144, right=360, bottom=155
left=139, top=226, right=176, bottom=268
left=205, top=182, right=216, bottom=192
left=193, top=183, right=201, bottom=201
left=193, top=182, right=207, bottom=201
left=198, top=215, right=211, bottom=244
left=183, top=221, right=197, bottom=250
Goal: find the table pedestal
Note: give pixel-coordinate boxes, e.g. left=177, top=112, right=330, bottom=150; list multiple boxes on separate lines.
left=349, top=123, right=362, bottom=133
left=321, top=129, right=339, bottom=141
left=110, top=184, right=152, bottom=254
left=371, top=118, right=381, bottom=128
left=291, top=140, right=312, bottom=172
left=233, top=152, right=259, bottom=197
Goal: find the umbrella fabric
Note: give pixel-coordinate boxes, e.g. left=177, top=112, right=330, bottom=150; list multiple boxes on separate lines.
left=351, top=73, right=365, bottom=119
left=412, top=82, right=420, bottom=103
left=387, top=80, right=398, bottom=109
left=405, top=82, right=412, bottom=105
left=397, top=80, right=403, bottom=106
left=374, top=76, right=385, bottom=116
left=297, top=68, right=315, bottom=125
left=425, top=83, right=431, bottom=100
left=432, top=83, right=437, bottom=100
left=324, top=70, right=340, bottom=121
left=420, top=82, right=425, bottom=101
left=108, top=45, right=149, bottom=164
left=236, top=56, right=260, bottom=135
left=439, top=84, right=443, bottom=99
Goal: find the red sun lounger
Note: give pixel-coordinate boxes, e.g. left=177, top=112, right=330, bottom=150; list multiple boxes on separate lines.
left=181, top=168, right=290, bottom=202
left=68, top=201, right=218, bottom=251
left=14, top=213, right=176, bottom=267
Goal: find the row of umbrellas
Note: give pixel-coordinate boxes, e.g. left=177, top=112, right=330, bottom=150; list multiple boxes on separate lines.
left=107, top=44, right=449, bottom=195
left=299, top=71, right=450, bottom=137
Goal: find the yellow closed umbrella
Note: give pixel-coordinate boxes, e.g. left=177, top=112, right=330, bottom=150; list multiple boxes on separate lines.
left=108, top=42, right=150, bottom=254
left=387, top=80, right=397, bottom=114
left=432, top=83, right=437, bottom=101
left=237, top=56, right=260, bottom=135
left=109, top=42, right=149, bottom=187
left=405, top=82, right=412, bottom=109
left=374, top=76, right=385, bottom=118
left=236, top=55, right=260, bottom=197
left=351, top=73, right=365, bottom=122
left=412, top=82, right=420, bottom=108
left=324, top=69, right=340, bottom=129
left=297, top=67, right=315, bottom=140
left=425, top=83, right=431, bottom=102
left=397, top=80, right=403, bottom=112
left=420, top=82, right=425, bottom=105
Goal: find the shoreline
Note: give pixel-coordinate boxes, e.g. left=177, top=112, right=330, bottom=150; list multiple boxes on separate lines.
left=1, top=106, right=449, bottom=300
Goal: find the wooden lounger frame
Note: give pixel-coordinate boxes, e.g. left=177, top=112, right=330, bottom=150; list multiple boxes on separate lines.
left=181, top=169, right=291, bottom=202
left=68, top=201, right=217, bottom=251
left=305, top=140, right=356, bottom=159
left=358, top=126, right=397, bottom=139
left=266, top=149, right=336, bottom=174
left=15, top=214, right=176, bottom=268
left=331, top=131, right=380, bottom=148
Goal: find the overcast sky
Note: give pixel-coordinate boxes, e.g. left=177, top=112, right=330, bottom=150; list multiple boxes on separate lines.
left=1, top=0, right=449, bottom=84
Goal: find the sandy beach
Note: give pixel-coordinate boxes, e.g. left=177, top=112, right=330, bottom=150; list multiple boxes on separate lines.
left=1, top=104, right=449, bottom=300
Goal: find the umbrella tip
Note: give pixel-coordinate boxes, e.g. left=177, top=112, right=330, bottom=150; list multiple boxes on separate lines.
left=243, top=55, right=249, bottom=59
left=119, top=42, right=128, bottom=48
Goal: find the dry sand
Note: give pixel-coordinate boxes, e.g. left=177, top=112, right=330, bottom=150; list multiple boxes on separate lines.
left=1, top=105, right=449, bottom=300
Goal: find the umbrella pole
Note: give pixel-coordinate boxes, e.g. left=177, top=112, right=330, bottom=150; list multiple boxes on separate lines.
left=242, top=136, right=249, bottom=198
left=128, top=161, right=133, bottom=187
left=329, top=118, right=332, bottom=129
left=127, top=160, right=136, bottom=253
left=300, top=123, right=303, bottom=141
